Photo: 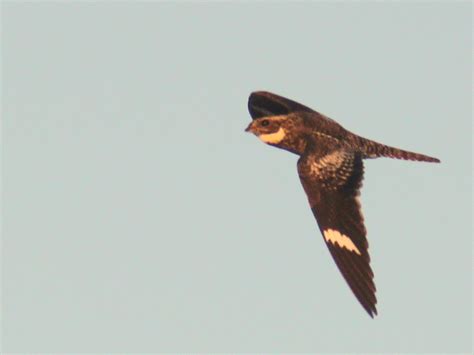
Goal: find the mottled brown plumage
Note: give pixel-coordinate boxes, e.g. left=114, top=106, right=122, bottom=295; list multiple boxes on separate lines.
left=245, top=91, right=440, bottom=317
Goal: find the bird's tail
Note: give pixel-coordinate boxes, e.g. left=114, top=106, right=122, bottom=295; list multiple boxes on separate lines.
left=357, top=137, right=440, bottom=163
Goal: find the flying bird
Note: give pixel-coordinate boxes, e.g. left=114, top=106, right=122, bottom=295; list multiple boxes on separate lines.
left=245, top=91, right=440, bottom=317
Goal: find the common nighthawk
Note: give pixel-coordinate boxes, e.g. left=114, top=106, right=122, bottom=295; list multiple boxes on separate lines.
left=245, top=91, right=440, bottom=317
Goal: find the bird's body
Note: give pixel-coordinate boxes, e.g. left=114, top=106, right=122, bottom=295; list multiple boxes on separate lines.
left=245, top=91, right=440, bottom=317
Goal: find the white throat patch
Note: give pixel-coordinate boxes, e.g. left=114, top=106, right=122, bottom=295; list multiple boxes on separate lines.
left=258, top=127, right=286, bottom=144
left=323, top=229, right=361, bottom=255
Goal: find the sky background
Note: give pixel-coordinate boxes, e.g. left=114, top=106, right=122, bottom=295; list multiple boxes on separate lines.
left=2, top=2, right=472, bottom=353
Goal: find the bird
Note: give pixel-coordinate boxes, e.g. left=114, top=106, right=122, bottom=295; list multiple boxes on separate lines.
left=245, top=91, right=440, bottom=317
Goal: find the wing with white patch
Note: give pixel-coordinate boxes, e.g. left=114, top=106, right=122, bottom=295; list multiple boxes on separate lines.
left=297, top=149, right=377, bottom=317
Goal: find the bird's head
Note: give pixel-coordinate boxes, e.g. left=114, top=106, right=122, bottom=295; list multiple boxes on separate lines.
left=244, top=115, right=289, bottom=145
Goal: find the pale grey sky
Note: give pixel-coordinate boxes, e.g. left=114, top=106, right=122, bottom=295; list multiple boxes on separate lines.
left=2, top=2, right=472, bottom=353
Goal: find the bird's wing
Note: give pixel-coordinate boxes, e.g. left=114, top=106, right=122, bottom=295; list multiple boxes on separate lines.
left=297, top=149, right=377, bottom=317
left=248, top=91, right=315, bottom=119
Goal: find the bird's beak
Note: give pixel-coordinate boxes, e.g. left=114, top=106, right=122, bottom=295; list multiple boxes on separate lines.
left=245, top=122, right=254, bottom=133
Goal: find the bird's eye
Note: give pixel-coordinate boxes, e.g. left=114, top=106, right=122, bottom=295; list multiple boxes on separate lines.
left=261, top=120, right=270, bottom=127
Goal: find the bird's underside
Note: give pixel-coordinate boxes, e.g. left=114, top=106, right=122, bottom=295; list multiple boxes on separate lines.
left=246, top=91, right=440, bottom=317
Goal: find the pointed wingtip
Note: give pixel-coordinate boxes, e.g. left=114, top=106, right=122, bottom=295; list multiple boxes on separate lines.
left=368, top=307, right=378, bottom=318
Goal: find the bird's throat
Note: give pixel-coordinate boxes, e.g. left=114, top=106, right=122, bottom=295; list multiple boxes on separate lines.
left=258, top=127, right=286, bottom=144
